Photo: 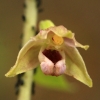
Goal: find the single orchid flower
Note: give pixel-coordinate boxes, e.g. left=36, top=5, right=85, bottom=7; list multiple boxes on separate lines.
left=5, top=20, right=92, bottom=87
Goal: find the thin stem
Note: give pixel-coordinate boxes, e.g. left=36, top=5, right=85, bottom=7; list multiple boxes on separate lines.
left=17, top=0, right=37, bottom=100
left=22, top=0, right=37, bottom=45
left=18, top=71, right=33, bottom=100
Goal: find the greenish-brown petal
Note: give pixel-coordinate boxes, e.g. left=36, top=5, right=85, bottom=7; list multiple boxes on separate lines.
left=64, top=41, right=92, bottom=87
left=5, top=38, right=42, bottom=77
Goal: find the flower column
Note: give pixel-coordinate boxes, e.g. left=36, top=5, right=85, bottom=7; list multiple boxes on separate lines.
left=18, top=0, right=37, bottom=100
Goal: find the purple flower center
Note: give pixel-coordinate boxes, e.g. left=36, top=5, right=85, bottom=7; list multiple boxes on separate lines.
left=43, top=49, right=62, bottom=64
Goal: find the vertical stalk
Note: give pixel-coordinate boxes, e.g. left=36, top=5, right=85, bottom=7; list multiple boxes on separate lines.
left=17, top=0, right=37, bottom=100
left=22, top=0, right=37, bottom=45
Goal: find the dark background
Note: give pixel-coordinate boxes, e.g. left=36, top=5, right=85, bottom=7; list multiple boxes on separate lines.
left=0, top=0, right=100, bottom=100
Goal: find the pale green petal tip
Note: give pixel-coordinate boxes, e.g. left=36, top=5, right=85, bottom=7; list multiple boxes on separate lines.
left=66, top=30, right=74, bottom=38
left=5, top=73, right=13, bottom=77
left=39, top=20, right=55, bottom=30
left=5, top=67, right=20, bottom=77
left=5, top=73, right=9, bottom=77
left=84, top=45, right=89, bottom=50
left=88, top=79, right=93, bottom=88
left=5, top=70, right=16, bottom=77
left=86, top=78, right=93, bottom=88
left=78, top=44, right=89, bottom=50
left=81, top=75, right=93, bottom=88
left=76, top=76, right=93, bottom=88
left=5, top=70, right=21, bottom=77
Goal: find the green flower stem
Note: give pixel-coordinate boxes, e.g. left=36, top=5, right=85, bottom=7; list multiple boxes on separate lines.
left=22, top=0, right=37, bottom=46
left=18, top=0, right=37, bottom=100
left=18, top=71, right=33, bottom=100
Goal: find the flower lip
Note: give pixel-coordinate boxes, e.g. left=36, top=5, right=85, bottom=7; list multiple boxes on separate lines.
left=42, top=49, right=62, bottom=64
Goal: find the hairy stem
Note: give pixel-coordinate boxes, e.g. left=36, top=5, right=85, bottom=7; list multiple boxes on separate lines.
left=17, top=0, right=37, bottom=100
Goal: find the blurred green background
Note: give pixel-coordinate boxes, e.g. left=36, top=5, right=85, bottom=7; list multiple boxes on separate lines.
left=0, top=0, right=100, bottom=100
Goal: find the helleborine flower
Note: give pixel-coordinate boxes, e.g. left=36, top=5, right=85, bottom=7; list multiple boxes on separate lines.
left=5, top=20, right=92, bottom=87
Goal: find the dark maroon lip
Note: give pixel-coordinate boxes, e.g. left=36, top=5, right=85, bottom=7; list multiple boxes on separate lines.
left=42, top=49, right=62, bottom=64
